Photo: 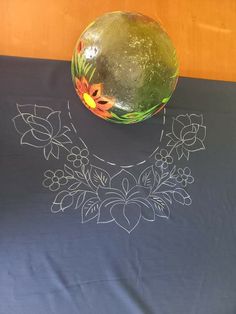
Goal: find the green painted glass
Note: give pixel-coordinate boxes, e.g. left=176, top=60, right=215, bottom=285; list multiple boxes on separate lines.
left=71, top=11, right=179, bottom=124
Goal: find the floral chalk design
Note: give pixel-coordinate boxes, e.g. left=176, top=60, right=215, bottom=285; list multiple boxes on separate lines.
left=13, top=105, right=206, bottom=233
left=67, top=146, right=90, bottom=168
left=43, top=170, right=68, bottom=191
left=12, top=104, right=72, bottom=160
left=167, top=114, right=206, bottom=160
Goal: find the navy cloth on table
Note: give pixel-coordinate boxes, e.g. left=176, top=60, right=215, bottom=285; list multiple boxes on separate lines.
left=0, top=55, right=236, bottom=314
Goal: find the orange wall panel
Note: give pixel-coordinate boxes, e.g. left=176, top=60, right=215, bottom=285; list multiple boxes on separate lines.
left=0, top=0, right=236, bottom=81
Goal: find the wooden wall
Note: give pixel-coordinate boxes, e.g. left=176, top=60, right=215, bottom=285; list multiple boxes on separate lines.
left=0, top=0, right=236, bottom=81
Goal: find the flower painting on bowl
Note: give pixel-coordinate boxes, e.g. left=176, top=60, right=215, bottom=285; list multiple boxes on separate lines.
left=71, top=11, right=179, bottom=124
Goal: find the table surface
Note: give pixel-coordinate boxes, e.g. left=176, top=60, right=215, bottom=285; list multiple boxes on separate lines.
left=0, top=56, right=236, bottom=314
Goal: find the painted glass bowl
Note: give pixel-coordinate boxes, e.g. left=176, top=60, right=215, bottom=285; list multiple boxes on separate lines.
left=71, top=11, right=179, bottom=124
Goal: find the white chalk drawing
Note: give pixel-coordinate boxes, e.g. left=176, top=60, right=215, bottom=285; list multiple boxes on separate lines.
left=12, top=104, right=72, bottom=160
left=13, top=103, right=206, bottom=233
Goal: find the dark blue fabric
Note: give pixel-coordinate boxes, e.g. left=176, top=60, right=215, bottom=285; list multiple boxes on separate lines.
left=0, top=55, right=236, bottom=314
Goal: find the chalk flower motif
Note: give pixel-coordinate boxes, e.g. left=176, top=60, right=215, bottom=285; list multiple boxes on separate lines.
left=176, top=167, right=194, bottom=187
left=167, top=114, right=206, bottom=160
left=155, top=149, right=173, bottom=169
left=67, top=146, right=89, bottom=168
left=97, top=170, right=154, bottom=233
left=12, top=104, right=71, bottom=160
left=43, top=170, right=68, bottom=191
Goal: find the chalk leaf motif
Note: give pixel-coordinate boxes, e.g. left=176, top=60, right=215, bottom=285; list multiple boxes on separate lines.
left=160, top=192, right=173, bottom=204
left=149, top=196, right=170, bottom=218
left=138, top=166, right=155, bottom=189
left=90, top=166, right=111, bottom=188
left=82, top=197, right=100, bottom=223
left=51, top=190, right=74, bottom=213
left=64, top=164, right=75, bottom=178
left=68, top=182, right=81, bottom=191
left=75, top=191, right=87, bottom=209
